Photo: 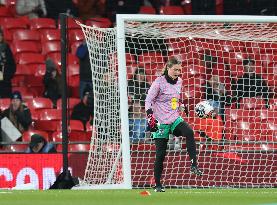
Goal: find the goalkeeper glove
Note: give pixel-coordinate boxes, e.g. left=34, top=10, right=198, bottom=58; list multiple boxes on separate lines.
left=146, top=109, right=159, bottom=132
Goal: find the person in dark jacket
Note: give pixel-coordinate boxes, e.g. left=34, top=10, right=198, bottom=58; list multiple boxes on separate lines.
left=45, top=0, right=78, bottom=20
left=0, top=29, right=16, bottom=98
left=231, top=58, right=273, bottom=108
left=71, top=87, right=94, bottom=131
left=76, top=41, right=93, bottom=99
left=26, top=134, right=56, bottom=153
left=1, top=91, right=32, bottom=133
left=43, top=58, right=62, bottom=107
left=106, top=0, right=141, bottom=23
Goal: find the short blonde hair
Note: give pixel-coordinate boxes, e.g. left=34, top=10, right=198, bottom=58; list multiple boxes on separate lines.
left=162, top=56, right=181, bottom=75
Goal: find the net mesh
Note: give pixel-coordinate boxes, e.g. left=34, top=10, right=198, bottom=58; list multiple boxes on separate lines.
left=79, top=20, right=277, bottom=188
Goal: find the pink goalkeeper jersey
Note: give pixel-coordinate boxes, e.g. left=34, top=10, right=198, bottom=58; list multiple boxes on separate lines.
left=145, top=75, right=182, bottom=124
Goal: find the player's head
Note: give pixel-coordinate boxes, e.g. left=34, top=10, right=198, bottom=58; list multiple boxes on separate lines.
left=243, top=58, right=255, bottom=74
left=163, top=57, right=182, bottom=80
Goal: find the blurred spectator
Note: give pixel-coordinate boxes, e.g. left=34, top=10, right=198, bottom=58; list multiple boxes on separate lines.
left=71, top=87, right=94, bottom=131
left=76, top=0, right=106, bottom=20
left=191, top=0, right=216, bottom=15
left=43, top=58, right=62, bottom=107
left=204, top=75, right=231, bottom=121
left=0, top=29, right=16, bottom=98
left=25, top=134, right=56, bottom=153
left=106, top=0, right=141, bottom=23
left=76, top=41, right=93, bottom=99
left=1, top=91, right=32, bottom=133
left=127, top=68, right=150, bottom=105
left=16, top=0, right=47, bottom=19
left=129, top=99, right=147, bottom=143
left=249, top=0, right=276, bottom=15
left=45, top=0, right=78, bottom=20
left=223, top=0, right=249, bottom=15
left=0, top=0, right=6, bottom=6
left=231, top=58, right=273, bottom=108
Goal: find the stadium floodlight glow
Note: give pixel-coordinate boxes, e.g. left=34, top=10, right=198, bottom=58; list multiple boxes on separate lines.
left=76, top=14, right=277, bottom=189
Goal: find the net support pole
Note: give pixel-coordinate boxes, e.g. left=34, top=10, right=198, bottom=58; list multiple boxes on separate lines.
left=59, top=13, right=69, bottom=173
left=116, top=14, right=132, bottom=189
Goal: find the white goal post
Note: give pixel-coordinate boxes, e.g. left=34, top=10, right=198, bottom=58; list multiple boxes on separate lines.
left=75, top=15, right=277, bottom=189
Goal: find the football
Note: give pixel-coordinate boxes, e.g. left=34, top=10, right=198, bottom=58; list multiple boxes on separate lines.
left=195, top=100, right=215, bottom=118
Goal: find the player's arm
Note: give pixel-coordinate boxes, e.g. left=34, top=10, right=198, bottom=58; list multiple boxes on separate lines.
left=145, top=80, right=160, bottom=112
left=145, top=80, right=160, bottom=132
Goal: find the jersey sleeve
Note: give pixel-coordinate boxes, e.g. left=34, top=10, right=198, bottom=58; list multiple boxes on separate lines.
left=145, top=78, right=160, bottom=112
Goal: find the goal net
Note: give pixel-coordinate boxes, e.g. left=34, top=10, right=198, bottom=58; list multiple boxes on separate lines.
left=77, top=15, right=277, bottom=189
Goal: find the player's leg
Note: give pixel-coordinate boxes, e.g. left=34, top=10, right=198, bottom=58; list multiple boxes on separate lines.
left=154, top=138, right=168, bottom=192
left=173, top=121, right=202, bottom=176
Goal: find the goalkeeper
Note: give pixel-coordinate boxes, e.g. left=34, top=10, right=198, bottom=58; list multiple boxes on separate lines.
left=145, top=57, right=202, bottom=192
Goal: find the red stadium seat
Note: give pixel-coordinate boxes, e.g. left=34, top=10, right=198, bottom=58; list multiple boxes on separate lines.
left=22, top=130, right=49, bottom=142
left=68, top=29, right=84, bottom=43
left=256, top=109, right=276, bottom=122
left=53, top=131, right=92, bottom=143
left=69, top=144, right=90, bottom=152
left=12, top=41, right=40, bottom=58
left=268, top=98, right=277, bottom=110
left=0, top=98, right=10, bottom=110
left=2, top=18, right=28, bottom=31
left=26, top=97, right=53, bottom=110
left=29, top=18, right=56, bottom=31
left=33, top=109, right=62, bottom=132
left=68, top=75, right=79, bottom=87
left=139, top=6, right=156, bottom=14
left=4, top=144, right=28, bottom=153
left=69, top=131, right=90, bottom=142
left=13, top=29, right=40, bottom=42
left=0, top=6, right=13, bottom=17
left=47, top=53, right=78, bottom=67
left=68, top=64, right=80, bottom=76
left=233, top=121, right=260, bottom=141
left=260, top=54, right=277, bottom=68
left=85, top=18, right=112, bottom=28
left=40, top=29, right=61, bottom=42
left=182, top=64, right=206, bottom=79
left=52, top=131, right=62, bottom=142
left=15, top=63, right=45, bottom=91
left=68, top=120, right=84, bottom=131
left=110, top=52, right=136, bottom=66
left=17, top=53, right=45, bottom=65
left=56, top=143, right=91, bottom=152
left=219, top=40, right=245, bottom=53
left=39, top=109, right=62, bottom=120
left=160, top=6, right=185, bottom=15
left=34, top=64, right=46, bottom=77
left=261, top=121, right=277, bottom=142
left=215, top=0, right=223, bottom=14
left=138, top=52, right=164, bottom=66
left=182, top=86, right=202, bottom=109
left=41, top=41, right=61, bottom=55
left=239, top=97, right=266, bottom=110
left=12, top=86, right=35, bottom=99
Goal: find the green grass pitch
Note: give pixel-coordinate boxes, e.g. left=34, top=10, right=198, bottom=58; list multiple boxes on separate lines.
left=1, top=189, right=277, bottom=205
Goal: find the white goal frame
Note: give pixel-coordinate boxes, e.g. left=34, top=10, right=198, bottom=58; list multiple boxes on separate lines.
left=75, top=14, right=277, bottom=190
left=116, top=14, right=277, bottom=190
